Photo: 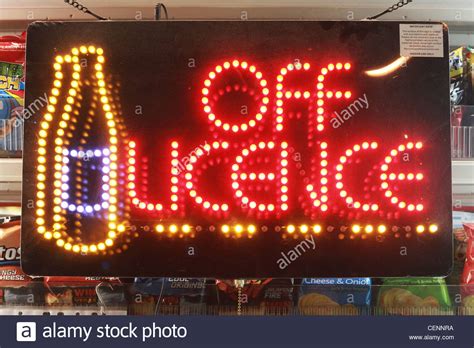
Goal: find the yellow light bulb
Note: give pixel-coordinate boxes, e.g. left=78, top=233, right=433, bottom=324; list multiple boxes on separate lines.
left=300, top=225, right=309, bottom=233
left=416, top=225, right=425, bottom=233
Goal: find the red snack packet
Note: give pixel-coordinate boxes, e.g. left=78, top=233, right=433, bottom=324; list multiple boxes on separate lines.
left=44, top=277, right=121, bottom=286
left=462, top=223, right=474, bottom=279
left=461, top=265, right=474, bottom=314
left=44, top=277, right=123, bottom=306
left=463, top=223, right=474, bottom=240
left=0, top=32, right=26, bottom=64
left=0, top=221, right=32, bottom=287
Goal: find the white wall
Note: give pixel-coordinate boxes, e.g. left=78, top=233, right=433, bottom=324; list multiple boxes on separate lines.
left=0, top=0, right=473, bottom=45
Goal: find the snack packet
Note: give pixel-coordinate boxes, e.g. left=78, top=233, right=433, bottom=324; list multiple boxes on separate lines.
left=215, top=279, right=272, bottom=315
left=0, top=32, right=25, bottom=156
left=461, top=264, right=474, bottom=313
left=450, top=47, right=470, bottom=106
left=461, top=223, right=474, bottom=315
left=44, top=277, right=124, bottom=308
left=133, top=278, right=207, bottom=315
left=378, top=278, right=452, bottom=315
left=261, top=279, right=295, bottom=315
left=299, top=278, right=371, bottom=315
left=0, top=221, right=32, bottom=286
left=0, top=220, right=42, bottom=306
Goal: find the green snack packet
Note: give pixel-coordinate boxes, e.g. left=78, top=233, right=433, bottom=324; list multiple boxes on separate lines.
left=377, top=278, right=452, bottom=315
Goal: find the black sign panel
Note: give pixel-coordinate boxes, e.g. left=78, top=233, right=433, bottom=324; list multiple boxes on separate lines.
left=21, top=21, right=452, bottom=277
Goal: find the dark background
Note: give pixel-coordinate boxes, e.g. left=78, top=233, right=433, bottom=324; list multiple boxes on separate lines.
left=21, top=21, right=452, bottom=277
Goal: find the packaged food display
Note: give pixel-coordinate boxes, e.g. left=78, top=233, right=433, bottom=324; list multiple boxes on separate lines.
left=0, top=32, right=25, bottom=156
left=44, top=277, right=125, bottom=308
left=461, top=223, right=474, bottom=315
left=298, top=278, right=371, bottom=315
left=133, top=278, right=208, bottom=315
left=215, top=279, right=272, bottom=315
left=464, top=223, right=474, bottom=265
left=463, top=222, right=474, bottom=240
left=450, top=47, right=473, bottom=106
left=0, top=221, right=32, bottom=286
left=378, top=278, right=452, bottom=315
left=468, top=46, right=474, bottom=106
left=260, top=279, right=295, bottom=315
left=0, top=221, right=41, bottom=306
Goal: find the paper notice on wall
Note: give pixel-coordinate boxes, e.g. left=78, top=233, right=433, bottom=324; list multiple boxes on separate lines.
left=399, top=24, right=444, bottom=57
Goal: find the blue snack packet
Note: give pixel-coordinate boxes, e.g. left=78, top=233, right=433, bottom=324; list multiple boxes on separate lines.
left=299, top=278, right=371, bottom=315
left=133, top=278, right=207, bottom=315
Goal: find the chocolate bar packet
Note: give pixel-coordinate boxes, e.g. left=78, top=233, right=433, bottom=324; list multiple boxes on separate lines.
left=299, top=278, right=371, bottom=315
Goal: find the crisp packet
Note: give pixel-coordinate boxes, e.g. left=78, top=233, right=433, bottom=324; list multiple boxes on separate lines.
left=3, top=283, right=44, bottom=306
left=461, top=223, right=474, bottom=314
left=214, top=279, right=272, bottom=315
left=463, top=222, right=474, bottom=240
left=299, top=278, right=371, bottom=315
left=378, top=278, right=452, bottom=315
left=0, top=221, right=43, bottom=306
left=133, top=278, right=207, bottom=315
left=44, top=277, right=124, bottom=307
left=461, top=266, right=474, bottom=315
left=0, top=221, right=32, bottom=286
left=261, top=279, right=295, bottom=315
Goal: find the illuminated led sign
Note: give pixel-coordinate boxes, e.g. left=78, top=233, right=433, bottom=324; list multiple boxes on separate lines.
left=21, top=21, right=452, bottom=277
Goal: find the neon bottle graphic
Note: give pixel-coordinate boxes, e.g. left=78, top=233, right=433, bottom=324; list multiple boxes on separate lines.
left=34, top=45, right=129, bottom=254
